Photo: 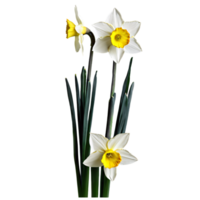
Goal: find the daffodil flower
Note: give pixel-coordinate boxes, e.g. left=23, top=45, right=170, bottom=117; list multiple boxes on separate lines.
left=66, top=6, right=90, bottom=53
left=92, top=8, right=142, bottom=63
left=83, top=133, right=137, bottom=181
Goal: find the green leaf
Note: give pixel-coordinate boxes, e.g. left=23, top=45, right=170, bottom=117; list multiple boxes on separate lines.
left=82, top=81, right=91, bottom=161
left=82, top=165, right=89, bottom=197
left=81, top=67, right=86, bottom=112
left=73, top=73, right=83, bottom=187
left=91, top=167, right=99, bottom=197
left=114, top=94, right=128, bottom=136
left=87, top=71, right=97, bottom=137
left=121, top=82, right=134, bottom=133
left=63, top=77, right=81, bottom=197
left=114, top=58, right=133, bottom=136
left=100, top=166, right=110, bottom=197
left=119, top=57, right=133, bottom=108
left=81, top=81, right=91, bottom=197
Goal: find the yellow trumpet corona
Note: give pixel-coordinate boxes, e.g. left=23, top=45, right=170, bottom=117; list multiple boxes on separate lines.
left=101, top=149, right=122, bottom=169
left=66, top=19, right=79, bottom=38
left=110, top=28, right=130, bottom=48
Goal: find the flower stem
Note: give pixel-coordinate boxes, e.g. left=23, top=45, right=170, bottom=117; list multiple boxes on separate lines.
left=108, top=61, right=119, bottom=99
left=101, top=61, right=118, bottom=198
left=85, top=32, right=95, bottom=83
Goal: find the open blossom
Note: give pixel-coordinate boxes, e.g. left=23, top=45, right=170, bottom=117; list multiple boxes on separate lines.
left=83, top=133, right=137, bottom=181
left=93, top=8, right=142, bottom=63
left=66, top=6, right=90, bottom=53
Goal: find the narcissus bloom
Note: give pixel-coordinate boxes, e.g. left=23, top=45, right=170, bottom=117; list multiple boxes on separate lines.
left=93, top=8, right=142, bottom=63
left=83, top=133, right=137, bottom=181
left=66, top=6, right=90, bottom=53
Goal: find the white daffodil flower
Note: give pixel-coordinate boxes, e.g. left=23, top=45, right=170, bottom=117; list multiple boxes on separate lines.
left=83, top=133, right=137, bottom=181
left=66, top=6, right=90, bottom=53
left=92, top=8, right=142, bottom=63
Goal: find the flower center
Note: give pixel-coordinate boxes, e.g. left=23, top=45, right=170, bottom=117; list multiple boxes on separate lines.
left=115, top=34, right=121, bottom=41
left=110, top=28, right=130, bottom=48
left=101, top=149, right=122, bottom=169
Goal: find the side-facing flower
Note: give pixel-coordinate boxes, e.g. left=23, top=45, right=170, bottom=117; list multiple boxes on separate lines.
left=66, top=6, right=90, bottom=53
left=83, top=133, right=137, bottom=181
left=92, top=8, right=142, bottom=63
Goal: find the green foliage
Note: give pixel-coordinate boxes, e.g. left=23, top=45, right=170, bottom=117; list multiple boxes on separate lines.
left=65, top=79, right=81, bottom=196
left=122, top=82, right=134, bottom=133
left=114, top=57, right=133, bottom=136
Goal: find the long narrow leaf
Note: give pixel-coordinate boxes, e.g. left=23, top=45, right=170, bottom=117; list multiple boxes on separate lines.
left=121, top=82, right=134, bottom=132
left=80, top=68, right=86, bottom=169
left=65, top=78, right=81, bottom=196
left=81, top=81, right=91, bottom=197
left=86, top=72, right=99, bottom=197
left=82, top=81, right=91, bottom=161
left=81, top=67, right=86, bottom=111
left=83, top=69, right=86, bottom=90
left=112, top=96, right=120, bottom=137
left=87, top=71, right=97, bottom=141
left=100, top=166, right=110, bottom=197
left=73, top=73, right=83, bottom=188
left=116, top=93, right=128, bottom=135
left=120, top=57, right=133, bottom=105
left=91, top=167, right=99, bottom=197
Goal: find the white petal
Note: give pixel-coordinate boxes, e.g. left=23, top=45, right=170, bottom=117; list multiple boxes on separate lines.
left=107, top=133, right=130, bottom=150
left=116, top=149, right=138, bottom=165
left=92, top=22, right=114, bottom=38
left=79, top=15, right=86, bottom=26
left=108, top=45, right=124, bottom=63
left=104, top=167, right=117, bottom=181
left=79, top=34, right=86, bottom=57
left=74, top=36, right=80, bottom=52
left=72, top=4, right=86, bottom=26
left=90, top=133, right=108, bottom=151
left=106, top=8, right=124, bottom=28
left=124, top=38, right=142, bottom=54
left=83, top=151, right=104, bottom=167
left=93, top=37, right=111, bottom=53
left=75, top=25, right=82, bottom=34
left=122, top=21, right=141, bottom=36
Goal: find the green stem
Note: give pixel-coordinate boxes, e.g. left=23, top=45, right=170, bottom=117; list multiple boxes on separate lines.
left=100, top=61, right=117, bottom=198
left=85, top=32, right=95, bottom=83
left=108, top=61, right=119, bottom=99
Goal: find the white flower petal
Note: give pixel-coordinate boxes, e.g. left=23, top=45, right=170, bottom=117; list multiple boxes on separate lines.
left=108, top=45, right=124, bottom=63
left=124, top=38, right=142, bottom=54
left=92, top=22, right=114, bottom=38
left=75, top=25, right=82, bottom=34
left=74, top=36, right=80, bottom=52
left=116, top=149, right=138, bottom=165
left=83, top=151, right=104, bottom=167
left=90, top=133, right=108, bottom=151
left=79, top=34, right=86, bottom=57
left=72, top=4, right=86, bottom=26
left=79, top=15, right=86, bottom=26
left=106, top=8, right=124, bottom=28
left=104, top=167, right=117, bottom=181
left=122, top=21, right=141, bottom=36
left=93, top=37, right=111, bottom=53
left=107, top=133, right=130, bottom=150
